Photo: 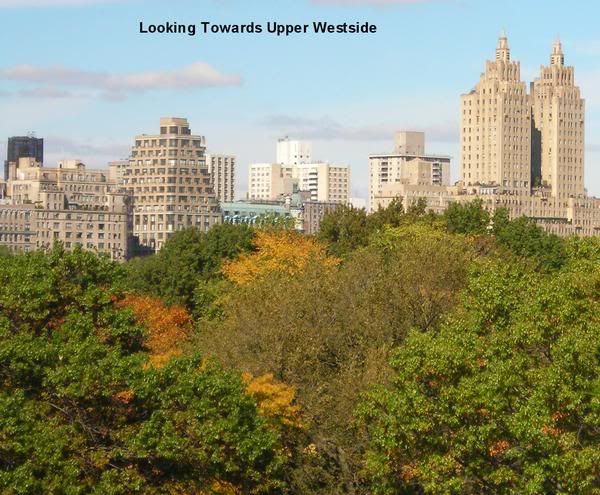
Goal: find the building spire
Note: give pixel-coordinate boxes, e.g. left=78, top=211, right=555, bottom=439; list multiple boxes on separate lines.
left=551, top=37, right=564, bottom=66
left=496, top=31, right=510, bottom=62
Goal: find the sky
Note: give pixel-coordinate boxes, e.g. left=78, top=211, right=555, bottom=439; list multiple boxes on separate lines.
left=1, top=0, right=600, bottom=200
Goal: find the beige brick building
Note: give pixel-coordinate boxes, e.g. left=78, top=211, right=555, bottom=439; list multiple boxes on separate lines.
left=302, top=200, right=342, bottom=235
left=248, top=161, right=350, bottom=204
left=295, top=162, right=350, bottom=204
left=206, top=153, right=235, bottom=203
left=249, top=139, right=350, bottom=204
left=248, top=163, right=295, bottom=201
left=0, top=157, right=130, bottom=259
left=373, top=34, right=600, bottom=237
left=531, top=39, right=585, bottom=199
left=460, top=32, right=532, bottom=193
left=369, top=131, right=451, bottom=211
left=108, top=159, right=128, bottom=186
left=123, top=117, right=222, bottom=252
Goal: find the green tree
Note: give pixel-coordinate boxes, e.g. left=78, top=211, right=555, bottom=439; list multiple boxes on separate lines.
left=492, top=209, right=566, bottom=271
left=359, top=260, right=600, bottom=494
left=370, top=198, right=437, bottom=231
left=0, top=247, right=284, bottom=494
left=200, top=224, right=475, bottom=493
left=369, top=198, right=407, bottom=229
left=125, top=224, right=256, bottom=309
left=444, top=199, right=491, bottom=235
left=318, top=205, right=372, bottom=257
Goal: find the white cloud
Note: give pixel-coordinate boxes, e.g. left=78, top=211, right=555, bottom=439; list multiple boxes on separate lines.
left=45, top=136, right=129, bottom=158
left=0, top=63, right=242, bottom=100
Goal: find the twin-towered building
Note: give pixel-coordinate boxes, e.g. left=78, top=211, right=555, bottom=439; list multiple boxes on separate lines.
left=372, top=34, right=600, bottom=236
left=1, top=33, right=599, bottom=260
left=460, top=32, right=533, bottom=194
left=531, top=38, right=585, bottom=199
left=460, top=33, right=584, bottom=199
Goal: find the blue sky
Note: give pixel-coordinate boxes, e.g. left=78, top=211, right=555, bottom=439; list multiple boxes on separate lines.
left=1, top=0, right=600, bottom=199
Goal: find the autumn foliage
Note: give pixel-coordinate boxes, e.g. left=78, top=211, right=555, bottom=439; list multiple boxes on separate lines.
left=118, top=295, right=191, bottom=367
left=243, top=373, right=303, bottom=429
left=221, top=230, right=339, bottom=285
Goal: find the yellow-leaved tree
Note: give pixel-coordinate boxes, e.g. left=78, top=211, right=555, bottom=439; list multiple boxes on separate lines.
left=243, top=372, right=303, bottom=429
left=221, top=230, right=339, bottom=285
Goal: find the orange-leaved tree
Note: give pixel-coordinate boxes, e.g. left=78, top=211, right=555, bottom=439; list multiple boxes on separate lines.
left=221, top=230, right=338, bottom=285
left=118, top=295, right=191, bottom=367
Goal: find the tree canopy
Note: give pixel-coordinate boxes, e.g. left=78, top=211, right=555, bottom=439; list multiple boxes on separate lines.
left=358, top=259, right=600, bottom=494
left=1, top=201, right=599, bottom=494
left=0, top=247, right=283, bottom=494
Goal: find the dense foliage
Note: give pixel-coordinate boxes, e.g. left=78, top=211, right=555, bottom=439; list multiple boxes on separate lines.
left=1, top=201, right=599, bottom=494
left=0, top=248, right=282, bottom=494
left=125, top=223, right=256, bottom=311
left=359, top=260, right=600, bottom=494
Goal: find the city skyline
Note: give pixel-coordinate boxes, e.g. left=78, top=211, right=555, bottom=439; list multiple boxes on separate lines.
left=1, top=0, right=600, bottom=200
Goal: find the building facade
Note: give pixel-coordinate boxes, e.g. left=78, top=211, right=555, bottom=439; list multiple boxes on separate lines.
left=372, top=35, right=600, bottom=237
left=108, top=159, right=128, bottom=186
left=531, top=39, right=585, bottom=199
left=123, top=117, right=222, bottom=252
left=302, top=200, right=342, bottom=235
left=295, top=163, right=350, bottom=203
left=206, top=153, right=235, bottom=203
left=249, top=138, right=350, bottom=204
left=248, top=163, right=295, bottom=201
left=248, top=161, right=350, bottom=204
left=0, top=157, right=130, bottom=259
left=460, top=32, right=532, bottom=193
left=369, top=131, right=451, bottom=211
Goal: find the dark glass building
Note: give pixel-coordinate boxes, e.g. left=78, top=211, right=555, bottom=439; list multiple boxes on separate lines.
left=4, top=135, right=44, bottom=179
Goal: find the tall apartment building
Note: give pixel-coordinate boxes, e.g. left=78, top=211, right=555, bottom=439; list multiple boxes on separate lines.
left=372, top=34, right=600, bottom=237
left=123, top=117, right=222, bottom=252
left=276, top=137, right=312, bottom=166
left=4, top=135, right=44, bottom=180
left=460, top=32, right=532, bottom=193
left=206, top=153, right=235, bottom=203
left=531, top=39, right=585, bottom=199
left=248, top=161, right=350, bottom=203
left=369, top=131, right=450, bottom=211
left=295, top=163, right=350, bottom=203
left=247, top=163, right=295, bottom=201
left=249, top=138, right=350, bottom=204
left=0, top=157, right=129, bottom=259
